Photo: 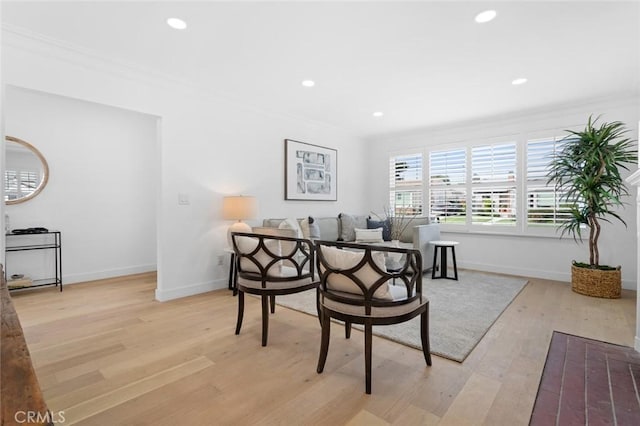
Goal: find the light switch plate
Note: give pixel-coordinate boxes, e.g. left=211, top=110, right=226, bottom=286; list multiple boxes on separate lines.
left=178, top=193, right=190, bottom=205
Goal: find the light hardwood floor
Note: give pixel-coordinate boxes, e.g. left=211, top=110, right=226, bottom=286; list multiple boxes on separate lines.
left=10, top=272, right=636, bottom=425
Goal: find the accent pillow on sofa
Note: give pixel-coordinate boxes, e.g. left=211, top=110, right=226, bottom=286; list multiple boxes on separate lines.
left=278, top=217, right=303, bottom=238
left=319, top=246, right=391, bottom=300
left=355, top=228, right=383, bottom=243
left=366, top=218, right=391, bottom=241
left=300, top=216, right=321, bottom=240
left=338, top=213, right=368, bottom=241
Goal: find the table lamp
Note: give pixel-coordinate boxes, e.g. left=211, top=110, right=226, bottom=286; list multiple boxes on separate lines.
left=223, top=195, right=257, bottom=246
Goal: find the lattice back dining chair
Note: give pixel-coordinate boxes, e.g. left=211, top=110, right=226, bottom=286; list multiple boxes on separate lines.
left=231, top=231, right=319, bottom=347
left=315, top=240, right=431, bottom=394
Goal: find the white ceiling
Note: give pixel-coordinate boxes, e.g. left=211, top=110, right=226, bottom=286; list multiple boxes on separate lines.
left=2, top=1, right=639, bottom=139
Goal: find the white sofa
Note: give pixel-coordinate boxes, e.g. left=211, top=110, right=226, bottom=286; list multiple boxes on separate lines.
left=261, top=214, right=440, bottom=273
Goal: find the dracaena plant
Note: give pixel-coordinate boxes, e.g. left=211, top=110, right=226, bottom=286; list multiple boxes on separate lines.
left=547, top=115, right=638, bottom=267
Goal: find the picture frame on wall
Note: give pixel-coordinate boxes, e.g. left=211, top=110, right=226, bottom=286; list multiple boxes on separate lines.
left=284, top=139, right=337, bottom=201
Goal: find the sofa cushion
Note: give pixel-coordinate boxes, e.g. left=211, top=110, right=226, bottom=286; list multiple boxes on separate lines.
left=339, top=213, right=368, bottom=242
left=355, top=227, right=384, bottom=243
left=313, top=217, right=340, bottom=241
left=397, top=217, right=430, bottom=243
left=367, top=218, right=391, bottom=241
left=300, top=216, right=321, bottom=240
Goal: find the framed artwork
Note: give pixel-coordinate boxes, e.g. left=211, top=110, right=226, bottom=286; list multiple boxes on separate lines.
left=285, top=139, right=337, bottom=201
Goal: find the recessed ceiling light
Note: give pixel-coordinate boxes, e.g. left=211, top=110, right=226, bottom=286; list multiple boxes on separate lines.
left=301, top=80, right=315, bottom=87
left=475, top=10, right=497, bottom=23
left=167, top=18, right=187, bottom=30
left=512, top=77, right=528, bottom=85
left=373, top=112, right=384, bottom=117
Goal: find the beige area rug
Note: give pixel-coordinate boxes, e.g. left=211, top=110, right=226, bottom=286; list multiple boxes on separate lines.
left=273, top=270, right=528, bottom=362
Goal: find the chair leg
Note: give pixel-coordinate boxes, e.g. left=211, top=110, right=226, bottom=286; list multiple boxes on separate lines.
left=431, top=246, right=438, bottom=279
left=451, top=246, right=458, bottom=281
left=261, top=295, right=269, bottom=347
left=270, top=295, right=276, bottom=314
left=235, top=291, right=244, bottom=335
left=345, top=321, right=352, bottom=339
left=420, top=304, right=432, bottom=366
left=365, top=321, right=373, bottom=394
left=316, top=288, right=322, bottom=326
left=317, top=309, right=331, bottom=374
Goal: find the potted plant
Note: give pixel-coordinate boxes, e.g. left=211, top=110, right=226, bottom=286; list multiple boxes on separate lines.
left=548, top=115, right=638, bottom=298
left=371, top=205, right=419, bottom=242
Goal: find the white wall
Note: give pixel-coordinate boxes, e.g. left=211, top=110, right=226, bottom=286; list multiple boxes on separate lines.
left=4, top=86, right=158, bottom=283
left=366, top=97, right=640, bottom=289
left=1, top=28, right=368, bottom=300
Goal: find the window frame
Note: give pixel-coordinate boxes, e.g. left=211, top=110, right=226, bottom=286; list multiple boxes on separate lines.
left=424, top=129, right=580, bottom=237
left=389, top=151, right=425, bottom=217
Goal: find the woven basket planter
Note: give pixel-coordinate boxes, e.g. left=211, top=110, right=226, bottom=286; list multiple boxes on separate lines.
left=571, top=263, right=621, bottom=299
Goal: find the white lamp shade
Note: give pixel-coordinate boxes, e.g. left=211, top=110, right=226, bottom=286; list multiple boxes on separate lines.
left=223, top=195, right=257, bottom=247
left=222, top=196, right=257, bottom=221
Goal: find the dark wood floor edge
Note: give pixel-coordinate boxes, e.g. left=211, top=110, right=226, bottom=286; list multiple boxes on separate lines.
left=1, top=265, right=51, bottom=425
left=554, top=330, right=634, bottom=349
left=528, top=330, right=561, bottom=425
left=528, top=330, right=639, bottom=425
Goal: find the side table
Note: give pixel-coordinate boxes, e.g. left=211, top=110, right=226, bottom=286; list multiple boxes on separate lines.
left=429, top=240, right=459, bottom=281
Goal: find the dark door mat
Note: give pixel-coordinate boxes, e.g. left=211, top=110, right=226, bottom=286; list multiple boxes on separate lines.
left=530, top=331, right=640, bottom=425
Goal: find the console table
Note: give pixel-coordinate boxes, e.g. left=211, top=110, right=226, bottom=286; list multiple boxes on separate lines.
left=5, top=231, right=62, bottom=291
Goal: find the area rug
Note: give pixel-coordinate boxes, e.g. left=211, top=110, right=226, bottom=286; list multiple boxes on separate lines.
left=274, top=270, right=528, bottom=362
left=530, top=331, right=640, bottom=425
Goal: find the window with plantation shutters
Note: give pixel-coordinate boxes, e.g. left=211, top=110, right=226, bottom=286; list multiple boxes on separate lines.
left=470, top=143, right=517, bottom=226
left=4, top=169, right=39, bottom=201
left=429, top=149, right=466, bottom=224
left=526, top=137, right=575, bottom=227
left=389, top=153, right=423, bottom=215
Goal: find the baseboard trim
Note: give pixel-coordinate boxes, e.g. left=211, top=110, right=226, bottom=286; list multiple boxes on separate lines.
left=459, top=261, right=635, bottom=290
left=155, top=278, right=227, bottom=302
left=64, top=264, right=157, bottom=285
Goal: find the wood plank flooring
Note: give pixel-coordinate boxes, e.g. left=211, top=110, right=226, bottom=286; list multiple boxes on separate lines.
left=9, top=272, right=637, bottom=425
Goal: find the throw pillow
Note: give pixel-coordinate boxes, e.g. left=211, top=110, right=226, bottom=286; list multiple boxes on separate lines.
left=319, top=246, right=391, bottom=300
left=277, top=218, right=304, bottom=262
left=355, top=227, right=384, bottom=243
left=366, top=218, right=391, bottom=241
left=278, top=217, right=303, bottom=238
left=339, top=213, right=368, bottom=242
left=300, top=216, right=321, bottom=240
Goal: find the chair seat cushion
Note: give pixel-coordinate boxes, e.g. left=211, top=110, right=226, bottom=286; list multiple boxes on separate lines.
left=237, top=266, right=317, bottom=291
left=321, top=289, right=428, bottom=318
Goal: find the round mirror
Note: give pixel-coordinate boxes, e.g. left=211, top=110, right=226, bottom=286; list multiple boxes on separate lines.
left=4, top=136, right=50, bottom=205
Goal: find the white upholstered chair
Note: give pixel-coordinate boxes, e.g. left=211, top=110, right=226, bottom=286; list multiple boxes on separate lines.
left=315, top=240, right=431, bottom=394
left=231, top=231, right=319, bottom=346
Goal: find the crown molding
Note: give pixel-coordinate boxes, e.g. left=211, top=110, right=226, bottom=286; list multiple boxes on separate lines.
left=2, top=23, right=194, bottom=91
left=367, top=92, right=640, bottom=143
left=1, top=23, right=359, bottom=140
